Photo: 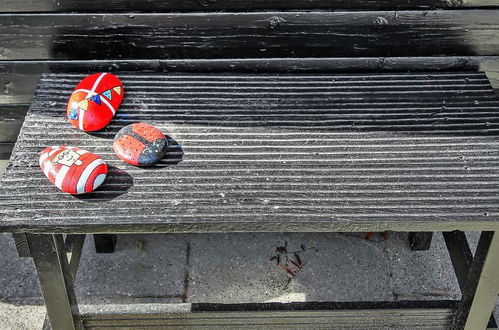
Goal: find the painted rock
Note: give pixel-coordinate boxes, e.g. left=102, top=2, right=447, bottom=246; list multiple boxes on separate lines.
left=113, top=123, right=168, bottom=166
left=39, top=146, right=107, bottom=194
left=67, top=72, right=124, bottom=132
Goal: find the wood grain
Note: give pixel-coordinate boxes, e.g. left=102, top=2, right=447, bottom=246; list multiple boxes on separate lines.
left=1, top=0, right=498, bottom=12
left=1, top=11, right=499, bottom=60
left=1, top=57, right=498, bottom=105
left=1, top=72, right=499, bottom=233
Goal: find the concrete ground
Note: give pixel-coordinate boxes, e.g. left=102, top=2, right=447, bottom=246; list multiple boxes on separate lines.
left=0, top=158, right=498, bottom=329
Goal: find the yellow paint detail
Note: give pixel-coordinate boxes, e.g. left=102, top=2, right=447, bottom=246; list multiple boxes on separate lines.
left=78, top=99, right=89, bottom=111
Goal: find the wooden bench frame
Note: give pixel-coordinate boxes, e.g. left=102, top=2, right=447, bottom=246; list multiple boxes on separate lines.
left=3, top=69, right=499, bottom=329
left=17, top=231, right=498, bottom=329
left=2, top=0, right=499, bottom=328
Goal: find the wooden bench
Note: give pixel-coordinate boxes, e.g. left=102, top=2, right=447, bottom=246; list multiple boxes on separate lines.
left=1, top=1, right=499, bottom=329
left=1, top=72, right=499, bottom=329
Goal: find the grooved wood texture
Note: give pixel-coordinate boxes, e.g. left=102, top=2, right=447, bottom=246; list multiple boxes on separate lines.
left=82, top=308, right=453, bottom=329
left=2, top=0, right=498, bottom=12
left=1, top=72, right=499, bottom=233
left=1, top=11, right=499, bottom=60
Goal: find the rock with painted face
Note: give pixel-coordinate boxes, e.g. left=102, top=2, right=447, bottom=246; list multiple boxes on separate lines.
left=113, top=123, right=168, bottom=166
left=39, top=146, right=108, bottom=194
left=67, top=73, right=124, bottom=132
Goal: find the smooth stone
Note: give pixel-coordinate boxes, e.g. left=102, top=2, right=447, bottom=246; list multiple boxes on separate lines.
left=67, top=72, right=124, bottom=132
left=113, top=122, right=168, bottom=166
left=39, top=146, right=108, bottom=194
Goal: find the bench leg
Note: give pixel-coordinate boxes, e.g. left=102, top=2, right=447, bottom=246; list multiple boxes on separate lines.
left=452, top=231, right=499, bottom=330
left=27, top=234, right=82, bottom=330
left=12, top=233, right=31, bottom=257
left=93, top=234, right=117, bottom=253
left=408, top=232, right=433, bottom=251
left=443, top=230, right=497, bottom=329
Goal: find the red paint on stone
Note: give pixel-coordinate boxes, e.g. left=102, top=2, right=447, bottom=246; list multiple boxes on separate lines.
left=113, top=123, right=168, bottom=166
left=39, top=146, right=108, bottom=194
left=66, top=73, right=124, bottom=132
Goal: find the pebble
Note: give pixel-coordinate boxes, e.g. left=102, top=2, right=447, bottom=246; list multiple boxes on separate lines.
left=67, top=72, right=124, bottom=131
left=39, top=146, right=107, bottom=194
left=113, top=122, right=168, bottom=166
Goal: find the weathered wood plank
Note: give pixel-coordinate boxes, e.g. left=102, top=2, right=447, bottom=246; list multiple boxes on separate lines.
left=0, top=143, right=15, bottom=159
left=1, top=0, right=498, bottom=12
left=1, top=11, right=499, bottom=60
left=0, top=104, right=28, bottom=144
left=80, top=301, right=455, bottom=329
left=0, top=57, right=498, bottom=105
left=1, top=72, right=499, bottom=233
left=0, top=74, right=39, bottom=105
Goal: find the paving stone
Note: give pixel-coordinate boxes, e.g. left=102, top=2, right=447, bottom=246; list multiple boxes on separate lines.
left=1, top=230, right=497, bottom=328
left=0, top=302, right=45, bottom=330
left=0, top=234, right=42, bottom=304
left=76, top=234, right=188, bottom=303
left=388, top=232, right=461, bottom=301
left=187, top=232, right=393, bottom=303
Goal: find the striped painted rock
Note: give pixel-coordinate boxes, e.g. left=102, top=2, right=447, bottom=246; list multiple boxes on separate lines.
left=39, top=146, right=108, bottom=194
left=67, top=72, right=124, bottom=132
left=113, top=123, right=168, bottom=166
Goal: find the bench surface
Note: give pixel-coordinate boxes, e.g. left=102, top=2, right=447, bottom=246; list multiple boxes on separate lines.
left=1, top=72, right=499, bottom=233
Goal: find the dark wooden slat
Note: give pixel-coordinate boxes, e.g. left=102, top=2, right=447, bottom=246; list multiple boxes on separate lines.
left=1, top=72, right=499, bottom=233
left=80, top=301, right=456, bottom=329
left=0, top=143, right=15, bottom=159
left=0, top=74, right=39, bottom=105
left=409, top=232, right=433, bottom=251
left=1, top=11, right=499, bottom=60
left=1, top=57, right=495, bottom=74
left=2, top=0, right=499, bottom=12
left=1, top=57, right=498, bottom=106
left=0, top=104, right=28, bottom=144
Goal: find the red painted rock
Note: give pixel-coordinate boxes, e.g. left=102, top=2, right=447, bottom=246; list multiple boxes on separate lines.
left=39, top=146, right=108, bottom=194
left=67, top=73, right=124, bottom=131
left=113, top=123, right=168, bottom=166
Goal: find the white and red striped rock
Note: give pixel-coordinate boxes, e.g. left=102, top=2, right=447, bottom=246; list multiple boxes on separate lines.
left=39, top=146, right=107, bottom=194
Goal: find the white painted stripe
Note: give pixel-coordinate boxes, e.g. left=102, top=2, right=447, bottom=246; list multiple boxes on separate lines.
left=54, top=165, right=70, bottom=190
left=39, top=153, right=49, bottom=167
left=48, top=147, right=60, bottom=157
left=76, top=158, right=103, bottom=194
left=87, top=73, right=107, bottom=98
left=72, top=88, right=97, bottom=96
left=92, top=173, right=106, bottom=190
left=79, top=109, right=85, bottom=130
left=75, top=149, right=88, bottom=155
left=101, top=97, right=116, bottom=115
left=43, top=159, right=52, bottom=177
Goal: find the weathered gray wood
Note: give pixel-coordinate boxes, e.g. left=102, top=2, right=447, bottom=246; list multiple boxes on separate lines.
left=442, top=230, right=498, bottom=329
left=1, top=11, right=499, bottom=60
left=12, top=233, right=30, bottom=257
left=93, top=234, right=117, bottom=253
left=453, top=231, right=499, bottom=329
left=1, top=57, right=499, bottom=105
left=1, top=72, right=499, bottom=233
left=27, top=234, right=82, bottom=330
left=2, top=0, right=499, bottom=12
left=80, top=301, right=455, bottom=329
left=68, top=235, right=85, bottom=282
left=409, top=232, right=433, bottom=251
left=0, top=74, right=40, bottom=105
